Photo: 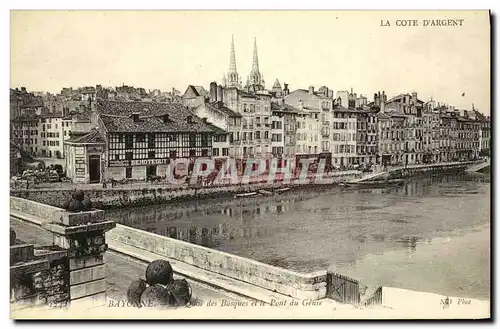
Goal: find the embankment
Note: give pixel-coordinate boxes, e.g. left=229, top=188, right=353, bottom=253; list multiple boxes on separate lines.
left=10, top=174, right=357, bottom=210
left=11, top=162, right=481, bottom=209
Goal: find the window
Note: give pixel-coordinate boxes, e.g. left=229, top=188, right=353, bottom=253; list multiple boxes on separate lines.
left=189, top=149, right=196, bottom=157
left=136, top=134, right=145, bottom=143
left=125, top=135, right=133, bottom=148
left=212, top=148, right=219, bottom=156
left=115, top=154, right=119, bottom=160
left=169, top=150, right=177, bottom=158
left=201, top=149, right=209, bottom=157
left=125, top=151, right=133, bottom=160
left=148, top=134, right=155, bottom=148
left=222, top=148, right=229, bottom=156
left=126, top=167, right=132, bottom=179
left=201, top=134, right=209, bottom=147
left=148, top=150, right=155, bottom=159
left=189, top=134, right=196, bottom=148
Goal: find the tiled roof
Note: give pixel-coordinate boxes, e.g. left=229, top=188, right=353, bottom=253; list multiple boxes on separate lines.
left=206, top=102, right=242, bottom=117
left=96, top=99, right=216, bottom=133
left=376, top=112, right=391, bottom=119
left=388, top=111, right=406, bottom=118
left=11, top=115, right=38, bottom=122
left=334, top=107, right=358, bottom=113
left=205, top=122, right=228, bottom=135
left=40, top=112, right=63, bottom=119
left=20, top=99, right=44, bottom=108
left=302, top=106, right=320, bottom=112
left=194, top=86, right=209, bottom=97
left=271, top=103, right=299, bottom=113
left=65, top=130, right=105, bottom=144
left=100, top=114, right=215, bottom=133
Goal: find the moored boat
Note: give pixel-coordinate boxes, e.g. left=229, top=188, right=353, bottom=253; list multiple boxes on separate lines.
left=343, top=179, right=405, bottom=188
left=258, top=189, right=273, bottom=196
left=234, top=192, right=258, bottom=198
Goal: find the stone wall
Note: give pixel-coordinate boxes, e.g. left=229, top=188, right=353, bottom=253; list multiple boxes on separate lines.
left=10, top=178, right=355, bottom=210
left=10, top=242, right=70, bottom=309
left=10, top=197, right=115, bottom=310
left=107, top=224, right=327, bottom=300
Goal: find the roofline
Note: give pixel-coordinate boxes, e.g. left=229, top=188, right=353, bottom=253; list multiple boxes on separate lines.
left=64, top=141, right=105, bottom=146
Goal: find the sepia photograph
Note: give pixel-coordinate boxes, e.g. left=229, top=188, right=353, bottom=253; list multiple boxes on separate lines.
left=8, top=9, right=491, bottom=320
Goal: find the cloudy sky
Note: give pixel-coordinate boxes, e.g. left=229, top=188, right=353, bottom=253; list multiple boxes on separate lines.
left=11, top=10, right=490, bottom=114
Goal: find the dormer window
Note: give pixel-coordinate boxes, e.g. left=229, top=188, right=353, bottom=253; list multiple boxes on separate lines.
left=162, top=114, right=171, bottom=123
left=186, top=116, right=193, bottom=124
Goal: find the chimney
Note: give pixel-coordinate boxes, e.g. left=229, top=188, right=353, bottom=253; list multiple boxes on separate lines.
left=210, top=82, right=217, bottom=103
left=283, top=83, right=289, bottom=96
left=374, top=93, right=379, bottom=107
left=308, top=86, right=314, bottom=95
left=380, top=95, right=386, bottom=113
left=217, top=85, right=223, bottom=103
left=411, top=92, right=417, bottom=106
left=162, top=114, right=170, bottom=123
left=130, top=113, right=140, bottom=122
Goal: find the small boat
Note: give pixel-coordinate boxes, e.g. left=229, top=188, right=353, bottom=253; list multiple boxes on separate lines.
left=344, top=179, right=405, bottom=188
left=234, top=192, right=258, bottom=198
left=276, top=187, right=290, bottom=193
left=258, top=189, right=273, bottom=196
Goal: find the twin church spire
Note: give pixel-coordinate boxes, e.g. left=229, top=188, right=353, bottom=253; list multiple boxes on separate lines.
left=222, top=36, right=265, bottom=90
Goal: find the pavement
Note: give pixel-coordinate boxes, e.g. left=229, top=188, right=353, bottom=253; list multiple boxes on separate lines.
left=10, top=218, right=243, bottom=304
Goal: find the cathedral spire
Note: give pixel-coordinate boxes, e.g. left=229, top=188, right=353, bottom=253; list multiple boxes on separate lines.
left=246, top=37, right=264, bottom=89
left=252, top=37, right=259, bottom=72
left=229, top=34, right=237, bottom=73
left=226, top=35, right=241, bottom=89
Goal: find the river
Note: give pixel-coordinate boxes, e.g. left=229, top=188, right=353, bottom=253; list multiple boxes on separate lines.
left=106, top=171, right=491, bottom=300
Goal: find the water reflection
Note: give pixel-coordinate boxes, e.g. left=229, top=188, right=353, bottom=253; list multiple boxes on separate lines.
left=106, top=172, right=489, bottom=275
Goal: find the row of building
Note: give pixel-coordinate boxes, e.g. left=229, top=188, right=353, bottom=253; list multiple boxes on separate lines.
left=10, top=37, right=490, bottom=183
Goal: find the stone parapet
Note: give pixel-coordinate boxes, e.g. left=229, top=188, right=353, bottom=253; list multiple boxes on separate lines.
left=107, top=224, right=327, bottom=300
left=10, top=197, right=115, bottom=310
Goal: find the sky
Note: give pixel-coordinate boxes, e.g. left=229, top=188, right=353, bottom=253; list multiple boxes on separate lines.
left=10, top=10, right=491, bottom=114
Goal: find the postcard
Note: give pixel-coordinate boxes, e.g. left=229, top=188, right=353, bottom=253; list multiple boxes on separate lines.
left=9, top=10, right=491, bottom=320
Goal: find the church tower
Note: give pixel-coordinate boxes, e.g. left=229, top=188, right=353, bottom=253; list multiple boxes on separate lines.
left=246, top=38, right=265, bottom=90
left=225, top=35, right=242, bottom=89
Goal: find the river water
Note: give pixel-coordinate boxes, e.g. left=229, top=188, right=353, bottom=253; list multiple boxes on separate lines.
left=106, top=171, right=490, bottom=300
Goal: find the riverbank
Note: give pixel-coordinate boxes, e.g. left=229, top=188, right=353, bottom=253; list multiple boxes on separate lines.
left=10, top=161, right=481, bottom=210
left=104, top=171, right=490, bottom=301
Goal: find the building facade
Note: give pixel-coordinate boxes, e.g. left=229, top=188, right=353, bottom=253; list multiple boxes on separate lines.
left=85, top=99, right=219, bottom=183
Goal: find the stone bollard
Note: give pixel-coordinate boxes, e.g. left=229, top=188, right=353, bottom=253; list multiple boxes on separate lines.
left=42, top=207, right=115, bottom=309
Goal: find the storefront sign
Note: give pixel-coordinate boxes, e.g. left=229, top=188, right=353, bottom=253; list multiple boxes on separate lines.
left=88, top=146, right=103, bottom=153
left=131, top=159, right=171, bottom=166
left=109, top=160, right=131, bottom=167
left=108, top=158, right=171, bottom=167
